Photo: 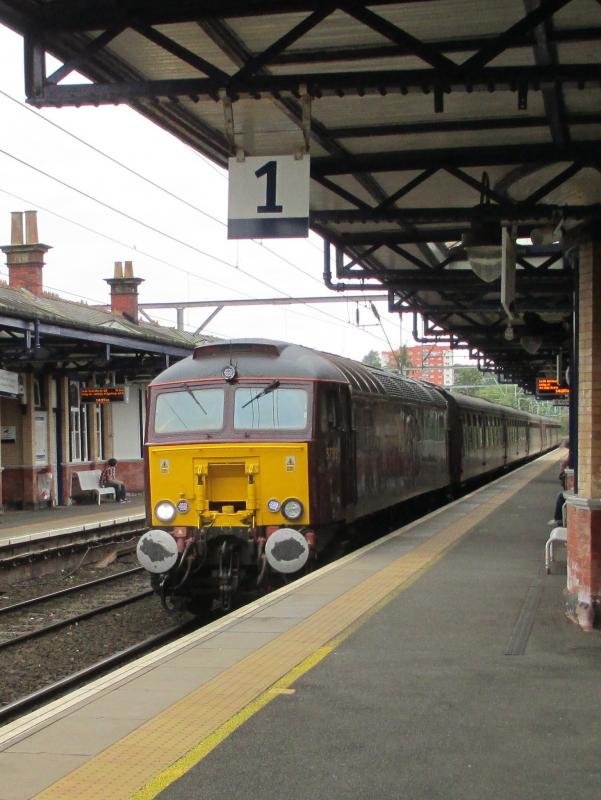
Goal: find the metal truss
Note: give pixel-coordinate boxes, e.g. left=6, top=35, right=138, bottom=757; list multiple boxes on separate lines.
left=3, top=0, right=593, bottom=381
left=0, top=313, right=190, bottom=380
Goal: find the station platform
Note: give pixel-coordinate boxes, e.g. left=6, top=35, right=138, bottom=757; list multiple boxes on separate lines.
left=2, top=450, right=600, bottom=800
left=0, top=498, right=145, bottom=551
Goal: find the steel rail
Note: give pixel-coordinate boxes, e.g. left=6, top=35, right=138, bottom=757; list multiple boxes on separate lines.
left=0, top=620, right=198, bottom=725
left=0, top=566, right=144, bottom=615
left=0, top=590, right=153, bottom=651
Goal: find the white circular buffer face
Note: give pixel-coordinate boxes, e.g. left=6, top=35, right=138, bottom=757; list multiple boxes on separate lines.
left=265, top=528, right=309, bottom=574
left=137, top=529, right=179, bottom=574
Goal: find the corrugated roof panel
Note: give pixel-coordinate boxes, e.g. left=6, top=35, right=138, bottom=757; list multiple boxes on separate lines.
left=0, top=0, right=594, bottom=386
left=564, top=89, right=601, bottom=114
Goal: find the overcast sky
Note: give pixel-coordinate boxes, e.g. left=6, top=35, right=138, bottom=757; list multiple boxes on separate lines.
left=0, top=23, right=419, bottom=362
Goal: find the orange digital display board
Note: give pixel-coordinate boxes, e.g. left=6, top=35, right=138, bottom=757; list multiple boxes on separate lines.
left=536, top=378, right=570, bottom=398
left=81, top=387, right=126, bottom=403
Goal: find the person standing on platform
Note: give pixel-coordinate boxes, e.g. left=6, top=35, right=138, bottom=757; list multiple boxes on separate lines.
left=100, top=458, right=128, bottom=502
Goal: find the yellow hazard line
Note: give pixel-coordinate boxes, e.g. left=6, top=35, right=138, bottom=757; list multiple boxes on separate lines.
left=34, top=455, right=556, bottom=800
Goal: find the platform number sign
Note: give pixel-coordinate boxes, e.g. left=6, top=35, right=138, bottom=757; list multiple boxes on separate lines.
left=228, top=154, right=310, bottom=239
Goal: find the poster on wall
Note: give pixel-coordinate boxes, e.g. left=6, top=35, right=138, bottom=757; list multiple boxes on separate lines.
left=34, top=411, right=47, bottom=464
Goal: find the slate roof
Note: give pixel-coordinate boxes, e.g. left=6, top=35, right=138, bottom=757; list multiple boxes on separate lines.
left=0, top=283, right=207, bottom=352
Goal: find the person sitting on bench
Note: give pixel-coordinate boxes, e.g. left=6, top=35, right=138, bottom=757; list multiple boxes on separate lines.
left=100, top=458, right=128, bottom=503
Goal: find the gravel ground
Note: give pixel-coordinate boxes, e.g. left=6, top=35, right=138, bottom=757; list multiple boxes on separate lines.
left=0, top=555, right=195, bottom=707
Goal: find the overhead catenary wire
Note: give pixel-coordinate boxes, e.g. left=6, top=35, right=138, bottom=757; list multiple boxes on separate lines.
left=0, top=186, right=391, bottom=344
left=0, top=265, right=190, bottom=330
left=0, top=88, right=327, bottom=286
left=0, top=88, right=398, bottom=333
left=0, top=148, right=394, bottom=339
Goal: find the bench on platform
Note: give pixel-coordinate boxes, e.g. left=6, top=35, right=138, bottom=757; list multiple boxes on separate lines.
left=72, top=470, right=116, bottom=505
left=545, top=501, right=567, bottom=574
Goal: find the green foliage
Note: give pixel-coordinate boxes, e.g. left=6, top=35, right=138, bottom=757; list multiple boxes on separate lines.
left=383, top=345, right=412, bottom=372
left=453, top=367, right=485, bottom=387
left=361, top=349, right=382, bottom=368
left=451, top=373, right=567, bottom=420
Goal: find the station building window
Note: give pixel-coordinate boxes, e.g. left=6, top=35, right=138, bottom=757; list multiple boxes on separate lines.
left=69, top=381, right=90, bottom=462
left=95, top=404, right=105, bottom=460
left=33, top=378, right=44, bottom=409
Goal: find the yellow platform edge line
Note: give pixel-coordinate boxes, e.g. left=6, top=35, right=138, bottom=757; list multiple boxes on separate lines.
left=131, top=552, right=438, bottom=800
left=34, top=455, right=556, bottom=800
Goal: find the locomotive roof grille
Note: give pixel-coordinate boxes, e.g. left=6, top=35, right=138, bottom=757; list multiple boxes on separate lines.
left=335, top=361, right=379, bottom=393
left=193, top=342, right=281, bottom=359
left=373, top=371, right=446, bottom=406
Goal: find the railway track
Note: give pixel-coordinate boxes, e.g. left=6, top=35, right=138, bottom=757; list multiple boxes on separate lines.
left=0, top=563, right=198, bottom=722
left=0, top=461, right=538, bottom=726
left=0, top=565, right=144, bottom=615
left=0, top=567, right=154, bottom=651
left=0, top=620, right=197, bottom=724
left=0, top=517, right=147, bottom=585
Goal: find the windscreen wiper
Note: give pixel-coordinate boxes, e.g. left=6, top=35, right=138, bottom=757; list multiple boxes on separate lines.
left=242, top=380, right=280, bottom=409
left=185, top=386, right=207, bottom=414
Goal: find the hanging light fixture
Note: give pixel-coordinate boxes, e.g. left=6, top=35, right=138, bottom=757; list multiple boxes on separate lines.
left=520, top=335, right=543, bottom=355
left=462, top=222, right=503, bottom=282
left=462, top=173, right=502, bottom=282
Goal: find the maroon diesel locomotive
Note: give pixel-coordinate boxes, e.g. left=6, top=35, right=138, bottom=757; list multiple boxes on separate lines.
left=137, top=339, right=561, bottom=611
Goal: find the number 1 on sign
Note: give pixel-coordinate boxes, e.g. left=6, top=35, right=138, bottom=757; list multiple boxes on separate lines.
left=255, top=160, right=283, bottom=214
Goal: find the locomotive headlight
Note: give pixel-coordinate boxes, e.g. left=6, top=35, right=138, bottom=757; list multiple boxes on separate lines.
left=267, top=498, right=281, bottom=513
left=155, top=500, right=177, bottom=523
left=282, top=498, right=303, bottom=521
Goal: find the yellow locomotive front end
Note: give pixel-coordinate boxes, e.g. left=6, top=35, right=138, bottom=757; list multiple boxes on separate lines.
left=136, top=342, right=319, bottom=612
left=147, top=442, right=310, bottom=531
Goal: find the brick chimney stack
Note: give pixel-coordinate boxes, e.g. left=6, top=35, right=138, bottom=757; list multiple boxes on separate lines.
left=105, top=260, right=144, bottom=322
left=1, top=211, right=51, bottom=298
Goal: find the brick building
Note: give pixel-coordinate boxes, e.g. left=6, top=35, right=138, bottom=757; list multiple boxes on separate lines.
left=0, top=211, right=202, bottom=509
left=384, top=345, right=453, bottom=386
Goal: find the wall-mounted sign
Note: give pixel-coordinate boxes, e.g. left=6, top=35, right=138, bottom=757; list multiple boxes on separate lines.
left=34, top=411, right=47, bottom=464
left=228, top=154, right=310, bottom=239
left=0, top=369, right=20, bottom=399
left=81, top=386, right=128, bottom=403
left=0, top=426, right=16, bottom=442
left=536, top=378, right=570, bottom=398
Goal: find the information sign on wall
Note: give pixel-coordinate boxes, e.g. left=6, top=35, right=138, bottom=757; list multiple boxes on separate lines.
left=0, top=369, right=20, bottom=399
left=228, top=155, right=310, bottom=239
left=81, top=386, right=128, bottom=403
left=536, top=378, right=570, bottom=399
left=1, top=426, right=16, bottom=442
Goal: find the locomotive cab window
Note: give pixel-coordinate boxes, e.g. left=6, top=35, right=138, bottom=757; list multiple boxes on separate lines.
left=234, top=387, right=308, bottom=430
left=154, top=387, right=224, bottom=433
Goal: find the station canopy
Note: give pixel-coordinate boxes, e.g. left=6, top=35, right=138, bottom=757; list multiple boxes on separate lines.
left=1, top=0, right=600, bottom=389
